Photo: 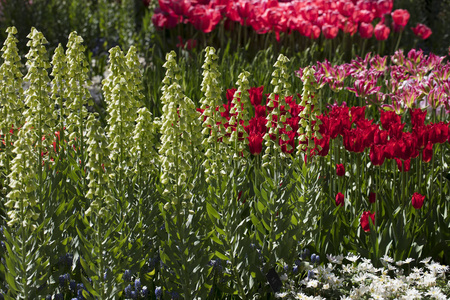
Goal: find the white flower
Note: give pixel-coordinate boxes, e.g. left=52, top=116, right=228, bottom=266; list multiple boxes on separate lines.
left=381, top=255, right=394, bottom=263
left=345, top=254, right=360, bottom=262
left=420, top=257, right=432, bottom=264
left=401, top=288, right=422, bottom=299
left=327, top=254, right=344, bottom=264
left=275, top=292, right=289, bottom=298
left=306, top=279, right=319, bottom=288
left=404, top=258, right=415, bottom=264
left=425, top=287, right=445, bottom=299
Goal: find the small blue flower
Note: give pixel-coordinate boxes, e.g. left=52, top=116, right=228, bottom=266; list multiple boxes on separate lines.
left=130, top=290, right=137, bottom=299
left=293, top=265, right=299, bottom=274
left=315, top=255, right=320, bottom=264
left=59, top=275, right=66, bottom=287
left=54, top=294, right=63, bottom=300
left=155, top=286, right=162, bottom=299
left=295, top=259, right=301, bottom=266
left=123, top=269, right=131, bottom=282
left=310, top=254, right=317, bottom=264
left=171, top=291, right=180, bottom=300
left=307, top=270, right=315, bottom=279
left=125, top=284, right=132, bottom=297
left=141, top=286, right=148, bottom=297
left=134, top=278, right=141, bottom=290
left=70, top=280, right=76, bottom=291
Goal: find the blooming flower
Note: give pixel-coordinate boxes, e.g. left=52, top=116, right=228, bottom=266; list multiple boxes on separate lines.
left=411, top=23, right=432, bottom=39
left=411, top=192, right=425, bottom=209
left=392, top=9, right=410, bottom=27
left=336, top=164, right=345, bottom=176
left=335, top=192, right=344, bottom=207
left=369, top=192, right=376, bottom=204
left=374, top=23, right=390, bottom=40
left=360, top=211, right=375, bottom=232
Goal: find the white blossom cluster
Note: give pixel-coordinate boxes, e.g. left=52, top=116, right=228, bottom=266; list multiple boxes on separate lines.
left=263, top=54, right=291, bottom=166
left=297, top=66, right=322, bottom=155
left=159, top=50, right=201, bottom=199
left=229, top=70, right=251, bottom=158
left=102, top=46, right=142, bottom=179
left=199, top=46, right=228, bottom=179
left=276, top=254, right=449, bottom=300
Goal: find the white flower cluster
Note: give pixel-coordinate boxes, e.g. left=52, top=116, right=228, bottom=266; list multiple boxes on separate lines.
left=297, top=66, right=322, bottom=155
left=102, top=46, right=142, bottom=179
left=0, top=26, right=24, bottom=185
left=159, top=51, right=200, bottom=198
left=276, top=254, right=449, bottom=300
left=229, top=70, right=251, bottom=158
left=65, top=32, right=93, bottom=145
left=263, top=54, right=291, bottom=166
left=199, top=46, right=228, bottom=179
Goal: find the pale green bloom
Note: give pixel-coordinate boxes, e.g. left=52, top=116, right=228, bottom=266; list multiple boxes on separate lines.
left=199, top=46, right=229, bottom=178
left=230, top=70, right=251, bottom=158
left=297, top=66, right=321, bottom=155
left=131, top=106, right=158, bottom=177
left=263, top=54, right=291, bottom=166
left=102, top=46, right=142, bottom=179
left=65, top=31, right=92, bottom=147
left=85, top=113, right=114, bottom=216
left=0, top=26, right=24, bottom=178
left=159, top=51, right=200, bottom=197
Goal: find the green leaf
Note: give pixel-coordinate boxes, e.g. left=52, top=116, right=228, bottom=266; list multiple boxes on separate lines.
left=206, top=202, right=220, bottom=221
left=210, top=233, right=223, bottom=245
left=214, top=251, right=229, bottom=261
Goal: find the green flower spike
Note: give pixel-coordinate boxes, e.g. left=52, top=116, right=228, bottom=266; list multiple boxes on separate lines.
left=199, top=46, right=228, bottom=179
left=159, top=50, right=200, bottom=199
left=0, top=26, right=24, bottom=183
left=23, top=27, right=54, bottom=155
left=131, top=106, right=158, bottom=178
left=229, top=70, right=251, bottom=158
left=262, top=54, right=291, bottom=167
left=51, top=44, right=67, bottom=139
left=85, top=113, right=114, bottom=217
left=65, top=32, right=92, bottom=149
left=102, top=46, right=141, bottom=181
left=297, top=66, right=322, bottom=156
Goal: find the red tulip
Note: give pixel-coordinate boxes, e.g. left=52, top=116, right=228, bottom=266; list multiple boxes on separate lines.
left=370, top=144, right=386, bottom=166
left=248, top=133, right=263, bottom=155
left=336, top=164, right=345, bottom=176
left=380, top=110, right=401, bottom=131
left=311, top=25, right=321, bottom=39
left=411, top=192, right=425, bottom=209
left=335, top=192, right=344, bottom=207
left=323, top=24, right=339, bottom=39
left=374, top=23, right=390, bottom=41
left=411, top=23, right=432, bottom=40
left=152, top=8, right=179, bottom=29
left=422, top=141, right=433, bottom=163
left=394, top=158, right=411, bottom=172
left=189, top=7, right=221, bottom=33
left=360, top=211, right=375, bottom=232
left=338, top=1, right=355, bottom=17
left=359, top=22, right=373, bottom=39
left=392, top=9, right=410, bottom=27
left=409, top=108, right=427, bottom=128
left=369, top=192, right=376, bottom=204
